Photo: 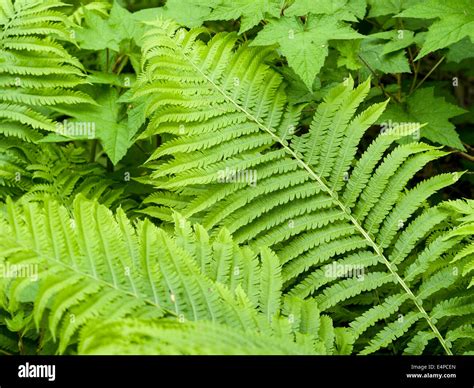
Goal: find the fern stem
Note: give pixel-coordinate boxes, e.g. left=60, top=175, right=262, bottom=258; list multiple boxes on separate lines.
left=117, top=57, right=129, bottom=76
left=358, top=54, right=399, bottom=103
left=409, top=59, right=421, bottom=95
left=411, top=56, right=446, bottom=94
left=182, top=50, right=453, bottom=355
left=90, top=139, right=97, bottom=162
left=106, top=156, right=114, bottom=172
left=399, top=18, right=417, bottom=97
left=396, top=74, right=402, bottom=101
left=106, top=48, right=110, bottom=73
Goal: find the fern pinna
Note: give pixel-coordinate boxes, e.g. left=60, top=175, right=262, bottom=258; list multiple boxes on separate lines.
left=132, top=21, right=473, bottom=355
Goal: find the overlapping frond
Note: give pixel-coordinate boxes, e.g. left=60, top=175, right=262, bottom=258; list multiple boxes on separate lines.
left=0, top=195, right=350, bottom=355
left=78, top=319, right=315, bottom=355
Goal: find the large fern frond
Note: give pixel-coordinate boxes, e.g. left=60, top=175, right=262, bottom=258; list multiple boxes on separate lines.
left=132, top=21, right=474, bottom=355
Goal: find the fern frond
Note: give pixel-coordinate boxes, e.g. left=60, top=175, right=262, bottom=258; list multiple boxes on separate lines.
left=0, top=195, right=347, bottom=355
left=78, top=319, right=316, bottom=355
left=133, top=21, right=474, bottom=354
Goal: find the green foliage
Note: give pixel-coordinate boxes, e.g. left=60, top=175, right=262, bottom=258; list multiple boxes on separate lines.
left=73, top=0, right=143, bottom=51
left=381, top=87, right=466, bottom=150
left=53, top=87, right=138, bottom=164
left=358, top=31, right=412, bottom=75
left=366, top=0, right=422, bottom=18
left=398, top=0, right=474, bottom=59
left=206, top=0, right=282, bottom=33
left=0, top=0, right=472, bottom=356
left=252, top=15, right=362, bottom=89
